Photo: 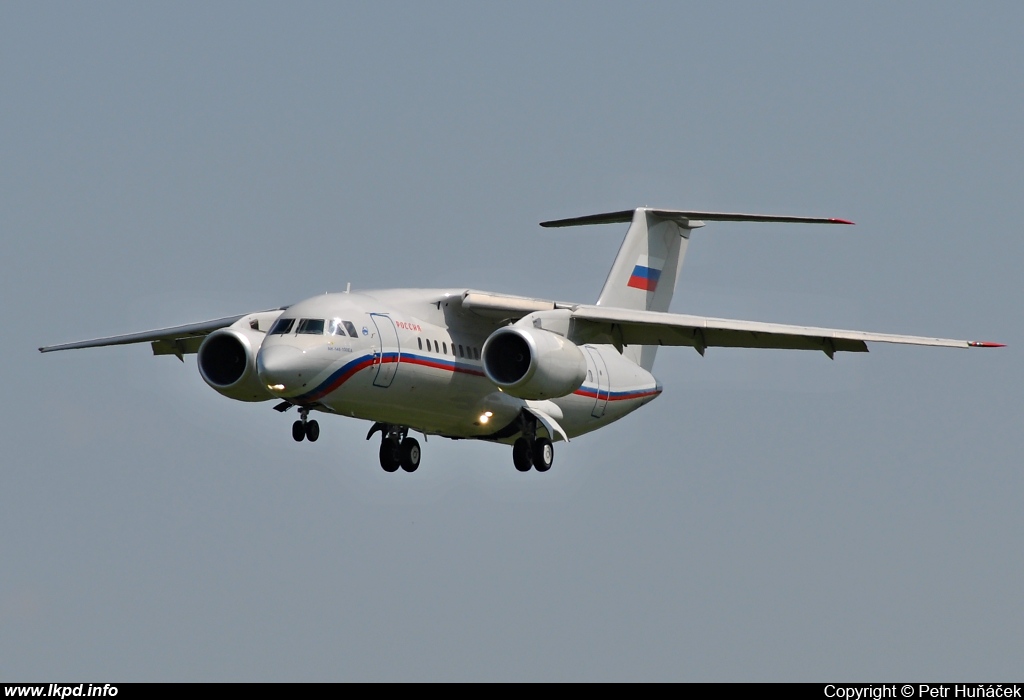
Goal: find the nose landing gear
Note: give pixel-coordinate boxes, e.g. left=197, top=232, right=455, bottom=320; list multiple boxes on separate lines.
left=291, top=407, right=319, bottom=442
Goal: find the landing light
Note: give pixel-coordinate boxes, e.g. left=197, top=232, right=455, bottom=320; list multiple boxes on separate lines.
left=478, top=411, right=493, bottom=425
left=268, top=384, right=286, bottom=391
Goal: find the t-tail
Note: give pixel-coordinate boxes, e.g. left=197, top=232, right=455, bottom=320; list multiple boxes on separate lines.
left=541, top=207, right=854, bottom=370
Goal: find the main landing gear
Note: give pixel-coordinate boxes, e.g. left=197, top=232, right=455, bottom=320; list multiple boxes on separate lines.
left=511, top=413, right=554, bottom=472
left=513, top=436, right=554, bottom=472
left=291, top=407, right=320, bottom=442
left=367, top=422, right=421, bottom=473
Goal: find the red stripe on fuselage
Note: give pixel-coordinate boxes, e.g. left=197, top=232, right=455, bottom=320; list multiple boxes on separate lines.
left=399, top=355, right=486, bottom=376
left=573, top=387, right=661, bottom=401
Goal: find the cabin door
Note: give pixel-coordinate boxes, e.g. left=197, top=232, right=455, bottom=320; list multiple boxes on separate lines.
left=584, top=346, right=610, bottom=418
left=370, top=313, right=400, bottom=388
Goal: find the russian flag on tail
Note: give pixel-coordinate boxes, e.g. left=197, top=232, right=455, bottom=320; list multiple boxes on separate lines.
left=627, top=255, right=665, bottom=291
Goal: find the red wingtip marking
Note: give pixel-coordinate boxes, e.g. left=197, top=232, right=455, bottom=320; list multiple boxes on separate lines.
left=968, top=341, right=1006, bottom=348
left=830, top=218, right=855, bottom=225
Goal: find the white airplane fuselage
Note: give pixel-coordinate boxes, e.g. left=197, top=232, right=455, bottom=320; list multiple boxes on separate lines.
left=256, top=289, right=661, bottom=442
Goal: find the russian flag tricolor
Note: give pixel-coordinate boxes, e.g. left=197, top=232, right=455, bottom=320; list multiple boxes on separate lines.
left=627, top=255, right=664, bottom=291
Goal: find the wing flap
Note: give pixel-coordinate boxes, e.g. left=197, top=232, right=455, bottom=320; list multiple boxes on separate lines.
left=151, top=336, right=207, bottom=357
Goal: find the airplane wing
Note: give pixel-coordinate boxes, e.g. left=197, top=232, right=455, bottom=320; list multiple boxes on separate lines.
left=568, top=305, right=1004, bottom=357
left=38, top=309, right=285, bottom=359
left=456, top=291, right=1003, bottom=354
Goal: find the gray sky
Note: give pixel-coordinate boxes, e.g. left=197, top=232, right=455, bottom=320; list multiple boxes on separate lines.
left=3, top=2, right=1021, bottom=681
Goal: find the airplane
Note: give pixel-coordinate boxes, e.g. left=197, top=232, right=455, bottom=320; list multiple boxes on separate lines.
left=39, top=207, right=1004, bottom=473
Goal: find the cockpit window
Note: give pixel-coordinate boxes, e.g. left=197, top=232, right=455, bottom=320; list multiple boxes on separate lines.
left=296, top=318, right=325, bottom=335
left=327, top=319, right=359, bottom=338
left=269, top=318, right=295, bottom=335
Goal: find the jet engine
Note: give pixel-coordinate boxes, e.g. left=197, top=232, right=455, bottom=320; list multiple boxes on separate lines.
left=481, top=326, right=587, bottom=400
left=197, top=327, right=273, bottom=402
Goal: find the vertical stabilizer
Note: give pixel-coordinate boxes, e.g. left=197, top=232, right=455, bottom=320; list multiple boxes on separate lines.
left=596, top=208, right=691, bottom=312
left=595, top=209, right=692, bottom=369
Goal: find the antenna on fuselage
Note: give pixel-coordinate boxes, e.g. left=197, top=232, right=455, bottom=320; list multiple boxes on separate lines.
left=345, top=282, right=351, bottom=293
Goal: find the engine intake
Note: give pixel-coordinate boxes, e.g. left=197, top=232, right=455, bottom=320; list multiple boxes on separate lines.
left=481, top=326, right=587, bottom=400
left=197, top=328, right=273, bottom=402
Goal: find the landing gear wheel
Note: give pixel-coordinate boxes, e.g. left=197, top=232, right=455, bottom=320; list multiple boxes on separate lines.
left=513, top=438, right=533, bottom=472
left=292, top=421, right=305, bottom=442
left=533, top=438, right=553, bottom=472
left=305, top=420, right=320, bottom=442
left=379, top=441, right=401, bottom=472
left=400, top=438, right=421, bottom=473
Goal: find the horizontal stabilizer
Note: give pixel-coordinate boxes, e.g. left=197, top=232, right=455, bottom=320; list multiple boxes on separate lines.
left=540, top=208, right=854, bottom=228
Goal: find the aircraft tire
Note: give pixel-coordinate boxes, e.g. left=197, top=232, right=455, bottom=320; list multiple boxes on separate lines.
left=379, top=441, right=401, bottom=472
left=292, top=421, right=305, bottom=442
left=305, top=420, right=320, bottom=442
left=512, top=438, right=533, bottom=472
left=533, top=438, right=553, bottom=472
left=400, top=438, right=421, bottom=473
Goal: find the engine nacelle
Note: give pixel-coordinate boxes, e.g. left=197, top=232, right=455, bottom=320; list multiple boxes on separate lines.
left=481, top=326, right=587, bottom=400
left=197, top=327, right=273, bottom=402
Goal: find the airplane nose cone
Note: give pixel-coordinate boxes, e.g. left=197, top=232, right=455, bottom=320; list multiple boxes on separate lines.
left=257, top=344, right=304, bottom=387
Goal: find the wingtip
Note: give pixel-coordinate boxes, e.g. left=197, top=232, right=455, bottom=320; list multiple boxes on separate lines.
left=968, top=341, right=1006, bottom=348
left=831, top=218, right=855, bottom=225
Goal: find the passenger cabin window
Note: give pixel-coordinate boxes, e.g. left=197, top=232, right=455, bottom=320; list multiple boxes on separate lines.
left=434, top=340, right=439, bottom=353
left=269, top=318, right=295, bottom=335
left=296, top=318, right=325, bottom=335
left=458, top=344, right=464, bottom=358
left=417, top=338, right=423, bottom=350
left=343, top=321, right=358, bottom=338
